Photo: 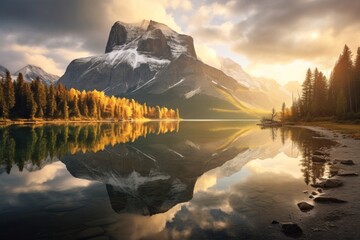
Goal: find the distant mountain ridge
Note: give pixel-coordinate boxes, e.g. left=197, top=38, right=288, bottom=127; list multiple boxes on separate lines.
left=14, top=65, right=59, bottom=85
left=58, top=20, right=300, bottom=118
left=0, top=64, right=59, bottom=85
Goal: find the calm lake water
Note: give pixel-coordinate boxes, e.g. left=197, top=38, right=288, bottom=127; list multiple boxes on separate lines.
left=0, top=121, right=336, bottom=240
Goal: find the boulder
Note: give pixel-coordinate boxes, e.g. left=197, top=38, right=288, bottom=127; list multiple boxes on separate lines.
left=279, top=222, right=303, bottom=237
left=340, top=160, right=355, bottom=165
left=297, top=202, right=314, bottom=212
left=311, top=179, right=343, bottom=188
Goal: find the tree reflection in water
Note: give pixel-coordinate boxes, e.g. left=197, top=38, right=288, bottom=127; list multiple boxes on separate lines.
left=0, top=121, right=179, bottom=174
left=266, top=127, right=336, bottom=185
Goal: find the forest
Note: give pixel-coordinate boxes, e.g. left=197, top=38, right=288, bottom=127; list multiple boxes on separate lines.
left=289, top=45, right=360, bottom=121
left=0, top=72, right=180, bottom=121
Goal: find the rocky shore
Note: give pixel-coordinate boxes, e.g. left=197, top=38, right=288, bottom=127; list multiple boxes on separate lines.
left=273, top=125, right=360, bottom=239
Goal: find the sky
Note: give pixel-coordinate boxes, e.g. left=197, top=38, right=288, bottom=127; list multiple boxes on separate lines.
left=0, top=0, right=359, bottom=85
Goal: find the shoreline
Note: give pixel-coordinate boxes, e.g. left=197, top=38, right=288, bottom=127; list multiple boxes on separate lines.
left=0, top=118, right=183, bottom=126
left=285, top=124, right=360, bottom=239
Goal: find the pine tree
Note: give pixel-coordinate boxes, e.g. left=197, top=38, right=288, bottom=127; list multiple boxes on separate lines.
left=56, top=83, right=67, bottom=118
left=312, top=70, right=328, bottom=116
left=354, top=47, right=360, bottom=112
left=2, top=72, right=15, bottom=118
left=301, top=68, right=313, bottom=117
left=46, top=85, right=57, bottom=118
left=13, top=73, right=26, bottom=117
left=31, top=77, right=46, bottom=118
left=23, top=83, right=37, bottom=119
left=329, top=45, right=353, bottom=113
left=336, top=90, right=347, bottom=118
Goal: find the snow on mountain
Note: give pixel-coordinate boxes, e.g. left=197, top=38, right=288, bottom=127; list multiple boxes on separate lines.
left=219, top=58, right=261, bottom=90
left=59, top=20, right=295, bottom=118
left=14, top=65, right=59, bottom=86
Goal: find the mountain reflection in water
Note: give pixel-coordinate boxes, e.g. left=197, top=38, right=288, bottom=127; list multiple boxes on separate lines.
left=0, top=121, right=337, bottom=239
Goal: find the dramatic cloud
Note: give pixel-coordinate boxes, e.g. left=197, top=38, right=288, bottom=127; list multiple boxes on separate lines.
left=0, top=0, right=181, bottom=74
left=185, top=0, right=360, bottom=82
left=0, top=0, right=359, bottom=83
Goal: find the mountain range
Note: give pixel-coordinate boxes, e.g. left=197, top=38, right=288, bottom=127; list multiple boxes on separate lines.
left=0, top=64, right=59, bottom=85
left=1, top=20, right=300, bottom=118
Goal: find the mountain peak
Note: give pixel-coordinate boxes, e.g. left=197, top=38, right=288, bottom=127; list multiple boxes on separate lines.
left=15, top=64, right=59, bottom=85
left=104, top=19, right=196, bottom=59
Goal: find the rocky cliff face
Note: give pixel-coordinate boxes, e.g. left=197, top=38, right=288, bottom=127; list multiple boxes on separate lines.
left=58, top=20, right=286, bottom=118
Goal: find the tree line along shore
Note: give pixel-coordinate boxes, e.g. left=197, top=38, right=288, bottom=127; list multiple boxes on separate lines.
left=264, top=45, right=360, bottom=125
left=0, top=72, right=180, bottom=122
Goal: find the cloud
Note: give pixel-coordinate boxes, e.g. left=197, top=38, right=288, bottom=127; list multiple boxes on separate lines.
left=226, top=0, right=360, bottom=64
left=0, top=0, right=182, bottom=74
left=1, top=0, right=360, bottom=83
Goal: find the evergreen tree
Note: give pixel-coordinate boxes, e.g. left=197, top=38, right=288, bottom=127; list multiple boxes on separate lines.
left=329, top=45, right=353, bottom=113
left=336, top=90, right=347, bottom=118
left=13, top=73, right=26, bottom=117
left=312, top=70, right=328, bottom=116
left=301, top=68, right=313, bottom=116
left=23, top=83, right=37, bottom=119
left=354, top=47, right=360, bottom=112
left=31, top=78, right=46, bottom=118
left=56, top=83, right=67, bottom=118
left=46, top=85, right=57, bottom=118
left=2, top=72, right=15, bottom=118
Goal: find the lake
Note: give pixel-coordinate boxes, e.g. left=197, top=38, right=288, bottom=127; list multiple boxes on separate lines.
left=0, top=121, right=336, bottom=239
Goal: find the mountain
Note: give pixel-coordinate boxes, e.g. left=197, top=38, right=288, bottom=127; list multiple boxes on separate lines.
left=14, top=65, right=59, bottom=85
left=58, top=20, right=297, bottom=118
left=0, top=65, right=9, bottom=80
left=219, top=58, right=301, bottom=109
